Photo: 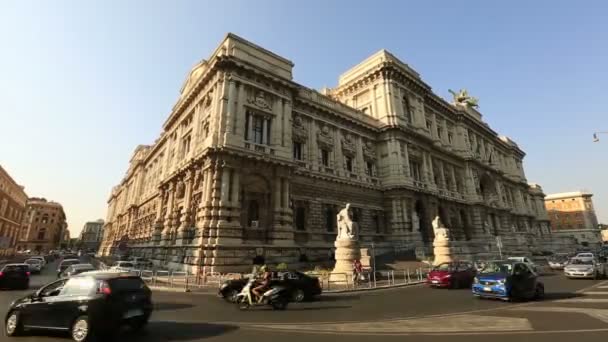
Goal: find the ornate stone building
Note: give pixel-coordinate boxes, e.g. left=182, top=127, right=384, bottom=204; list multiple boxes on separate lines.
left=0, top=165, right=28, bottom=256
left=18, top=198, right=67, bottom=253
left=100, top=33, right=572, bottom=272
left=79, top=219, right=105, bottom=252
left=545, top=191, right=601, bottom=248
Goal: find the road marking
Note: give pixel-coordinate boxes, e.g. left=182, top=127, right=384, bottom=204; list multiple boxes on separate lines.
left=510, top=306, right=608, bottom=324
left=598, top=285, right=608, bottom=289
left=582, top=291, right=608, bottom=295
left=575, top=280, right=608, bottom=293
left=249, top=314, right=533, bottom=334
left=553, top=298, right=608, bottom=303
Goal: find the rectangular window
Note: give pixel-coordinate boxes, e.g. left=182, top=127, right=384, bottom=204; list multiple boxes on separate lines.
left=366, top=161, right=374, bottom=176
left=293, top=142, right=302, bottom=160
left=253, top=116, right=264, bottom=144
left=447, top=131, right=454, bottom=144
left=345, top=156, right=353, bottom=172
left=325, top=205, right=335, bottom=232
left=295, top=207, right=306, bottom=231
left=321, top=149, right=329, bottom=167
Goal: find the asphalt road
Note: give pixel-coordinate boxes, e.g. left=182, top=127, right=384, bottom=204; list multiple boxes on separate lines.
left=0, top=260, right=607, bottom=342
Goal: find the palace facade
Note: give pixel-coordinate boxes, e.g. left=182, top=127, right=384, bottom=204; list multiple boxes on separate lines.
left=100, top=33, right=573, bottom=272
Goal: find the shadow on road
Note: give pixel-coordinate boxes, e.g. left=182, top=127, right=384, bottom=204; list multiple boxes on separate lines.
left=154, top=302, right=196, bottom=311
left=543, top=292, right=584, bottom=300
left=285, top=305, right=352, bottom=311
left=23, top=322, right=239, bottom=341
left=125, top=322, right=239, bottom=341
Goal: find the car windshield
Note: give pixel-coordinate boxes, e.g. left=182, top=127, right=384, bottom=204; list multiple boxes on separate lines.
left=480, top=262, right=513, bottom=274
left=433, top=263, right=452, bottom=271
left=25, top=260, right=41, bottom=264
left=569, top=259, right=593, bottom=265
left=118, top=262, right=134, bottom=268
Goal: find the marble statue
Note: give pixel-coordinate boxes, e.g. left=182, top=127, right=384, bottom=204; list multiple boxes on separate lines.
left=483, top=220, right=491, bottom=234
left=511, top=224, right=517, bottom=233
left=432, top=216, right=450, bottom=242
left=336, top=203, right=357, bottom=240
left=412, top=211, right=420, bottom=231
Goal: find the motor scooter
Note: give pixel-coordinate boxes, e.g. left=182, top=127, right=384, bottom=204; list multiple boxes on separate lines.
left=235, top=277, right=290, bottom=310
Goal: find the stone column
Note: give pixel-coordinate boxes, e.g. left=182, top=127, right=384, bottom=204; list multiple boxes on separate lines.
left=262, top=118, right=269, bottom=145
left=226, top=79, right=238, bottom=129
left=152, top=188, right=165, bottom=243
left=161, top=182, right=175, bottom=242
left=283, top=100, right=292, bottom=148
left=449, top=165, right=457, bottom=192
left=177, top=171, right=194, bottom=241
left=334, top=130, right=343, bottom=173
left=310, top=122, right=318, bottom=170
left=402, top=142, right=411, bottom=178
left=421, top=152, right=429, bottom=183
left=427, top=154, right=436, bottom=186
left=247, top=112, right=253, bottom=142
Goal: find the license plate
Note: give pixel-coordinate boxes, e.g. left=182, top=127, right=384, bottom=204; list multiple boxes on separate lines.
left=431, top=280, right=439, bottom=284
left=483, top=287, right=492, bottom=292
left=123, top=309, right=144, bottom=319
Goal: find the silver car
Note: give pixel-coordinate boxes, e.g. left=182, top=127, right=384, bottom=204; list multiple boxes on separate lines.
left=564, top=258, right=605, bottom=279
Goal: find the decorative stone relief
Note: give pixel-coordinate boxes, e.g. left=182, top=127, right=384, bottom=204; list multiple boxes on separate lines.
left=175, top=179, right=185, bottom=199
left=341, top=133, right=356, bottom=157
left=292, top=115, right=308, bottom=142
left=248, top=90, right=272, bottom=111
left=317, top=125, right=334, bottom=149
left=363, top=140, right=376, bottom=160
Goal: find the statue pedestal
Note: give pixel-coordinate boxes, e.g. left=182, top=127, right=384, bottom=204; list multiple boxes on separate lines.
left=433, top=239, right=454, bottom=266
left=329, top=239, right=361, bottom=285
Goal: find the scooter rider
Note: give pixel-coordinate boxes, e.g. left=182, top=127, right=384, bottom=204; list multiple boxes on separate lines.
left=252, top=265, right=272, bottom=303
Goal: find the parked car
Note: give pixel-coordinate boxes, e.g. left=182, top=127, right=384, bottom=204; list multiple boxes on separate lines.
left=111, top=261, right=136, bottom=271
left=548, top=255, right=570, bottom=270
left=507, top=256, right=540, bottom=273
left=60, top=264, right=96, bottom=278
left=575, top=252, right=595, bottom=260
left=472, top=260, right=544, bottom=301
left=28, top=256, right=46, bottom=268
left=4, top=271, right=153, bottom=341
left=219, top=271, right=322, bottom=303
left=23, top=259, right=43, bottom=274
left=57, top=259, right=81, bottom=278
left=564, top=258, right=605, bottom=279
left=0, top=264, right=30, bottom=290
left=427, top=261, right=476, bottom=288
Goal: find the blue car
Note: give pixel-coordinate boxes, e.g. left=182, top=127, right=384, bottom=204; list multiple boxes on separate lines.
left=472, top=260, right=544, bottom=301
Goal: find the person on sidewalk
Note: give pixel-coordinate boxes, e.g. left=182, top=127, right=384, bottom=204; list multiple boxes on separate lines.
left=352, top=259, right=363, bottom=286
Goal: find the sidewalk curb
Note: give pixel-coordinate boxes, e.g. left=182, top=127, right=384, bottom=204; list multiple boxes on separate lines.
left=324, top=281, right=425, bottom=294
left=148, top=281, right=425, bottom=295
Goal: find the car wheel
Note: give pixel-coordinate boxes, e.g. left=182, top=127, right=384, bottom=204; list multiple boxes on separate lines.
left=129, top=316, right=149, bottom=332
left=5, top=310, right=23, bottom=336
left=534, top=284, right=545, bottom=300
left=271, top=298, right=288, bottom=310
left=224, top=289, right=239, bottom=303
left=71, top=316, right=91, bottom=342
left=292, top=289, right=306, bottom=302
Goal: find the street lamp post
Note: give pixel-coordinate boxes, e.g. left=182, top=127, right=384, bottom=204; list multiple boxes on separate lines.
left=593, top=132, right=608, bottom=142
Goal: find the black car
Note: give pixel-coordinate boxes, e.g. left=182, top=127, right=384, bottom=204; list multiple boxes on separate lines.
left=0, top=264, right=30, bottom=290
left=4, top=271, right=153, bottom=341
left=219, top=271, right=322, bottom=303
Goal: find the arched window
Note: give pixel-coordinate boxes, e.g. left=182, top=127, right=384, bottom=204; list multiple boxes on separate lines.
left=37, top=228, right=46, bottom=240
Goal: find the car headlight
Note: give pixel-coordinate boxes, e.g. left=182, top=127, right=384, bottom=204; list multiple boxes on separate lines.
left=497, top=279, right=506, bottom=285
left=473, top=277, right=479, bottom=284
left=220, top=283, right=228, bottom=290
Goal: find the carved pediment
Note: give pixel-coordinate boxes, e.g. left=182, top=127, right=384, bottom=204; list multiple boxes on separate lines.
left=248, top=90, right=272, bottom=111
left=341, top=134, right=356, bottom=157
left=317, top=125, right=334, bottom=149
left=292, top=115, right=308, bottom=142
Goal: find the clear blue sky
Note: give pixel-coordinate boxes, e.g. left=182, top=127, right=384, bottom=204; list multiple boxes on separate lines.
left=1, top=0, right=607, bottom=236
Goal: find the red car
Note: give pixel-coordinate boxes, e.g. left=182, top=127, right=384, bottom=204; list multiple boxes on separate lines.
left=427, top=261, right=476, bottom=288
